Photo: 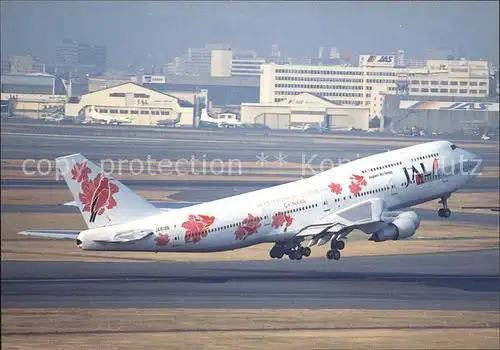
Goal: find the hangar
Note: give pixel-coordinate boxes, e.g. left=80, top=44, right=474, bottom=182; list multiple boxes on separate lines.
left=386, top=98, right=499, bottom=134
left=65, top=82, right=194, bottom=126
left=240, top=93, right=370, bottom=130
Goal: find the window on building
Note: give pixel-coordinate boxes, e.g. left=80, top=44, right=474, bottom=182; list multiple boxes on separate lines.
left=110, top=109, right=118, bottom=113
left=421, top=88, right=429, bottom=93
left=411, top=88, right=419, bottom=92
left=431, top=81, right=439, bottom=85
left=470, top=90, right=477, bottom=94
left=140, top=110, right=149, bottom=115
left=411, top=80, right=419, bottom=84
left=160, top=111, right=170, bottom=115
left=134, top=93, right=150, bottom=98
left=430, top=88, right=438, bottom=93
left=478, top=89, right=487, bottom=94
left=119, top=110, right=128, bottom=114
left=130, top=110, right=139, bottom=115
left=450, top=89, right=458, bottom=93
left=459, top=89, right=467, bottom=94
left=450, top=81, right=458, bottom=86
left=421, top=80, right=429, bottom=84
left=460, top=81, right=467, bottom=86
left=440, top=81, right=449, bottom=85
left=479, top=82, right=487, bottom=86
left=98, top=109, right=108, bottom=113
left=469, top=81, right=478, bottom=86
left=440, top=89, right=448, bottom=93
left=109, top=93, right=126, bottom=98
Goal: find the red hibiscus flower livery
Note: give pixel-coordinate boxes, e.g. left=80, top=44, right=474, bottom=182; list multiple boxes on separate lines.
left=78, top=173, right=119, bottom=223
left=235, top=213, right=262, bottom=240
left=272, top=212, right=293, bottom=232
left=155, top=233, right=170, bottom=247
left=349, top=174, right=367, bottom=195
left=328, top=182, right=342, bottom=194
left=182, top=214, right=215, bottom=243
left=71, top=162, right=92, bottom=183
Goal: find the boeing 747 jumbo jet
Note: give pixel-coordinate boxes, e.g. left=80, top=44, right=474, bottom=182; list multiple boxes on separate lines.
left=20, top=140, right=481, bottom=261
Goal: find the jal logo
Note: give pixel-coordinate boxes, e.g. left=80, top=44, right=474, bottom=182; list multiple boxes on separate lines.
left=439, top=102, right=491, bottom=111
left=378, top=55, right=393, bottom=63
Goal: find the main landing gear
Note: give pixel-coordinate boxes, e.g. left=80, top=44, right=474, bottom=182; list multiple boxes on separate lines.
left=269, top=240, right=311, bottom=260
left=326, top=239, right=345, bottom=261
left=438, top=196, right=452, bottom=218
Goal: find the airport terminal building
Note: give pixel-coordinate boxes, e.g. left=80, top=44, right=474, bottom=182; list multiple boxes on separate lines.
left=259, top=56, right=491, bottom=120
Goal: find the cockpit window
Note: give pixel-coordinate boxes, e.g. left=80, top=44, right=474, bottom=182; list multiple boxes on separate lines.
left=450, top=144, right=457, bottom=150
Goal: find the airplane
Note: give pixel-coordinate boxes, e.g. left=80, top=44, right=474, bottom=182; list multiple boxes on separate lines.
left=156, top=113, right=182, bottom=127
left=199, top=108, right=242, bottom=128
left=19, top=140, right=481, bottom=261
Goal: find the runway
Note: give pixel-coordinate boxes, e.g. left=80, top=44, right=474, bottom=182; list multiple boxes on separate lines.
left=2, top=122, right=499, bottom=166
left=2, top=250, right=499, bottom=310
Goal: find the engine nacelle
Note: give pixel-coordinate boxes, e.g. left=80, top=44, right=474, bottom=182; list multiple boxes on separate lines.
left=369, top=211, right=420, bottom=242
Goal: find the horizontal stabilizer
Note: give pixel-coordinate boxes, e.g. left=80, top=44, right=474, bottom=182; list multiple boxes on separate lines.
left=93, top=229, right=153, bottom=244
left=19, top=229, right=80, bottom=240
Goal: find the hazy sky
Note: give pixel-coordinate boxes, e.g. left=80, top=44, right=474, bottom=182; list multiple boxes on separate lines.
left=1, top=1, right=498, bottom=68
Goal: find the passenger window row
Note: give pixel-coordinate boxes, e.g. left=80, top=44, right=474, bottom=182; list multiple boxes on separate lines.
left=411, top=153, right=439, bottom=162
left=276, top=204, right=319, bottom=216
left=362, top=162, right=402, bottom=174
left=353, top=186, right=392, bottom=197
left=206, top=215, right=267, bottom=233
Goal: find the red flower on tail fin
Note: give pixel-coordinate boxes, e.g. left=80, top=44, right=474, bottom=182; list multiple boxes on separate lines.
left=71, top=162, right=91, bottom=183
left=78, top=173, right=119, bottom=222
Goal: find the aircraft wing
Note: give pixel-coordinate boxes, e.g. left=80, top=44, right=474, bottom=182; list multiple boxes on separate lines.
left=19, top=229, right=80, bottom=239
left=295, top=198, right=387, bottom=240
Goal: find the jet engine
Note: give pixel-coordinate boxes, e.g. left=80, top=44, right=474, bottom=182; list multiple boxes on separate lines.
left=369, top=211, right=420, bottom=242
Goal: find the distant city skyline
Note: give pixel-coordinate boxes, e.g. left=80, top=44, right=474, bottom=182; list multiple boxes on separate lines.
left=1, top=1, right=498, bottom=69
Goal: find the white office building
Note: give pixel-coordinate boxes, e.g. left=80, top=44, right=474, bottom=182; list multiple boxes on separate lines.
left=260, top=54, right=490, bottom=119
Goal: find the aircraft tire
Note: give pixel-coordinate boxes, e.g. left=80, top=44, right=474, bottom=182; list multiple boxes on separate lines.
left=333, top=249, right=341, bottom=260
left=326, top=250, right=335, bottom=260
left=302, top=247, right=311, bottom=257
left=443, top=208, right=451, bottom=218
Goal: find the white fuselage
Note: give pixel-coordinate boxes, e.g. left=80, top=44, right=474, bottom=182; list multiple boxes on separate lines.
left=77, top=141, right=480, bottom=252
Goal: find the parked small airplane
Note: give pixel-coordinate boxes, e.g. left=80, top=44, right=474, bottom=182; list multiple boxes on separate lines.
left=199, top=108, right=242, bottom=128
left=20, top=140, right=481, bottom=261
left=156, top=113, right=182, bottom=127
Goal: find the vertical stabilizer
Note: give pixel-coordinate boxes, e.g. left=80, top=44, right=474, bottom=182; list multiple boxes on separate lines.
left=56, top=153, right=162, bottom=229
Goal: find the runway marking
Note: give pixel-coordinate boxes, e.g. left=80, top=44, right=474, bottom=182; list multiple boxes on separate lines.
left=2, top=325, right=498, bottom=337
left=2, top=274, right=498, bottom=284
left=2, top=132, right=284, bottom=146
